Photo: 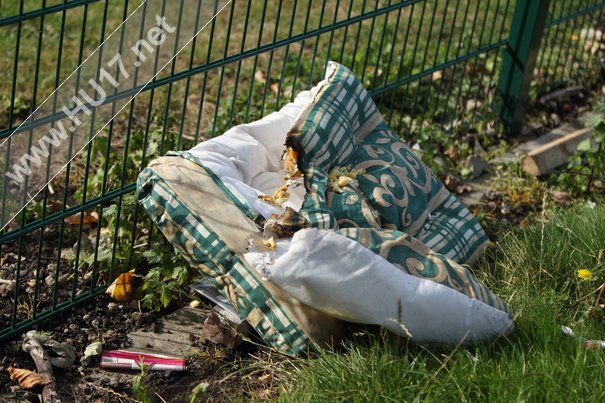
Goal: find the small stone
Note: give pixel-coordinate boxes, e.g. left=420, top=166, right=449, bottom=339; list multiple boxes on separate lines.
left=549, top=112, right=561, bottom=127
left=0, top=282, right=14, bottom=298
left=91, top=319, right=100, bottom=328
left=45, top=274, right=56, bottom=288
left=108, top=375, right=120, bottom=388
left=70, top=323, right=79, bottom=331
left=131, top=312, right=143, bottom=327
left=465, top=155, right=491, bottom=179
left=1, top=356, right=8, bottom=366
left=57, top=273, right=71, bottom=285
left=102, top=329, right=117, bottom=340
left=107, top=302, right=119, bottom=313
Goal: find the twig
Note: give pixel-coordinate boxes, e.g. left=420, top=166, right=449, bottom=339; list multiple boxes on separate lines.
left=22, top=336, right=61, bottom=403
left=155, top=391, right=169, bottom=403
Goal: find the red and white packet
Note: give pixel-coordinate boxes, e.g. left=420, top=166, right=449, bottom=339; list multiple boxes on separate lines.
left=101, top=350, right=186, bottom=371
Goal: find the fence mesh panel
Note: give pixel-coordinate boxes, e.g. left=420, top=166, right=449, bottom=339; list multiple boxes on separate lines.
left=0, top=0, right=603, bottom=341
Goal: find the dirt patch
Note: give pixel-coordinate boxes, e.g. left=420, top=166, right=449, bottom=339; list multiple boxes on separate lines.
left=0, top=293, right=284, bottom=402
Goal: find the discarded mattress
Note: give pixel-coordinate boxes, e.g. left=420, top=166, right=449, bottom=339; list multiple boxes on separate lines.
left=137, top=62, right=514, bottom=356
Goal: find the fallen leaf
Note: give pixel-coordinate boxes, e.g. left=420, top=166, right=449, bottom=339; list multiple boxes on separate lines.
left=444, top=146, right=458, bottom=160
left=202, top=312, right=241, bottom=348
left=269, top=82, right=279, bottom=96
left=7, top=366, right=51, bottom=389
left=549, top=190, right=571, bottom=207
left=254, top=70, right=267, bottom=84
left=64, top=211, right=98, bottom=226
left=84, top=341, right=103, bottom=359
left=283, top=147, right=300, bottom=179
left=455, top=184, right=472, bottom=195
left=105, top=270, right=135, bottom=302
left=26, top=331, right=77, bottom=369
left=443, top=174, right=459, bottom=192
left=263, top=237, right=277, bottom=251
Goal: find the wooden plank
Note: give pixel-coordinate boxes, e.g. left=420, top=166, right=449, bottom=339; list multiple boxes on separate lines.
left=521, top=127, right=592, bottom=176
left=127, top=331, right=194, bottom=357
left=125, top=307, right=207, bottom=357
left=160, top=307, right=206, bottom=334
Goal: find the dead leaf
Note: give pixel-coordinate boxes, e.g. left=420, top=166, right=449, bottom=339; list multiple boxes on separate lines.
left=202, top=312, right=241, bottom=348
left=443, top=174, right=459, bottom=192
left=444, top=146, right=458, bottom=161
left=7, top=366, right=51, bottom=389
left=272, top=185, right=290, bottom=204
left=283, top=147, right=300, bottom=179
left=263, top=237, right=277, bottom=251
left=455, top=184, right=472, bottom=195
left=105, top=270, right=135, bottom=302
left=254, top=70, right=267, bottom=85
left=64, top=211, right=98, bottom=226
left=269, top=82, right=279, bottom=96
left=549, top=190, right=572, bottom=207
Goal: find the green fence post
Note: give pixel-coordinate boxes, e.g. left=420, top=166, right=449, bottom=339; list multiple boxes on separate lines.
left=497, top=0, right=550, bottom=136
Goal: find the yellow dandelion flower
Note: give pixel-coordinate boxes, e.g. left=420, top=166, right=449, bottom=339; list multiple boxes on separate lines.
left=577, top=268, right=592, bottom=281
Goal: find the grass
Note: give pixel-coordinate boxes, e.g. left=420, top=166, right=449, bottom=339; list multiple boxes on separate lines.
left=278, top=205, right=605, bottom=401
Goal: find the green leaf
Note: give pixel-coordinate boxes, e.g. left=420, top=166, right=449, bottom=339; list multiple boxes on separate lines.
left=160, top=288, right=172, bottom=308
left=576, top=139, right=593, bottom=152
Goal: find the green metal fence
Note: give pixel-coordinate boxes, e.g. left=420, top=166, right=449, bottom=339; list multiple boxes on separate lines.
left=0, top=0, right=603, bottom=342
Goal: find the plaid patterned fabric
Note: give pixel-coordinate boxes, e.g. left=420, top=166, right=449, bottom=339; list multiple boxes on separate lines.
left=137, top=159, right=309, bottom=356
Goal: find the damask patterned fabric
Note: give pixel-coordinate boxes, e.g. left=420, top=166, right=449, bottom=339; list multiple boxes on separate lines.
left=285, top=62, right=488, bottom=266
left=280, top=62, right=499, bottom=309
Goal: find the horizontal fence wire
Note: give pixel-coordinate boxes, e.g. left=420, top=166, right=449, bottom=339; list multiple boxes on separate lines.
left=0, top=0, right=604, bottom=342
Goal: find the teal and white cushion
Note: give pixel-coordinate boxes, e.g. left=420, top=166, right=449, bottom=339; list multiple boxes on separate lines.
left=138, top=62, right=513, bottom=354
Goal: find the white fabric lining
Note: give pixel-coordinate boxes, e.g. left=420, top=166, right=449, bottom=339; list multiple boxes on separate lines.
left=244, top=228, right=514, bottom=344
left=186, top=89, right=321, bottom=218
